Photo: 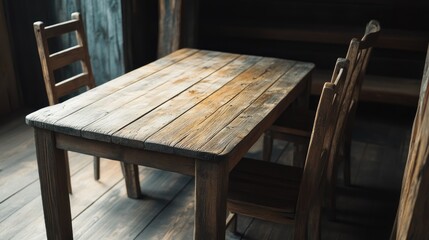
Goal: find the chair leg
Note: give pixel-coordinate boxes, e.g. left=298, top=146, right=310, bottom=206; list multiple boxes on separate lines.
left=64, top=151, right=72, bottom=194
left=93, top=156, right=100, bottom=180
left=263, top=130, right=273, bottom=161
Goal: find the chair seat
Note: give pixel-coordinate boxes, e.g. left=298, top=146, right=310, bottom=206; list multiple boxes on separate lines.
left=228, top=158, right=303, bottom=223
left=271, top=108, right=315, bottom=138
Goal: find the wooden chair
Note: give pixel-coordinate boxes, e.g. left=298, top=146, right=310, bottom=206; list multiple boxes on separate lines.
left=390, top=44, right=429, bottom=240
left=33, top=12, right=100, bottom=193
left=263, top=20, right=380, bottom=197
left=227, top=58, right=350, bottom=239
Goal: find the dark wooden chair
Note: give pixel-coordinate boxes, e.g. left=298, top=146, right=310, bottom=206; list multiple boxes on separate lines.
left=33, top=12, right=100, bottom=193
left=262, top=21, right=381, bottom=217
left=390, top=44, right=429, bottom=240
left=227, top=58, right=350, bottom=239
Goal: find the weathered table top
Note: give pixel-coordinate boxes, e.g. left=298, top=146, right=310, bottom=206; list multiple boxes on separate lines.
left=26, top=48, right=314, bottom=161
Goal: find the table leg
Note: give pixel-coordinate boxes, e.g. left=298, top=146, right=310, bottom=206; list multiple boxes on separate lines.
left=294, top=73, right=312, bottom=110
left=121, top=162, right=142, bottom=199
left=195, top=159, right=228, bottom=240
left=34, top=128, right=73, bottom=239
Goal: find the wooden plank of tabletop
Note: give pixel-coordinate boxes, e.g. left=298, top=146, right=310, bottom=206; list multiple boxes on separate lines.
left=112, top=54, right=263, bottom=148
left=80, top=51, right=240, bottom=142
left=25, top=48, right=198, bottom=129
left=52, top=50, right=236, bottom=137
left=145, top=58, right=296, bottom=157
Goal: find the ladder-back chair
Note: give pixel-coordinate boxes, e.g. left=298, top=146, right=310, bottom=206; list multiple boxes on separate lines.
left=262, top=20, right=381, bottom=219
left=33, top=12, right=100, bottom=193
left=227, top=58, right=350, bottom=239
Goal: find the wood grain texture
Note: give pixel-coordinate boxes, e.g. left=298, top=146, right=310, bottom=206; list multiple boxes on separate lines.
left=34, top=128, right=72, bottom=239
left=80, top=50, right=238, bottom=142
left=201, top=63, right=313, bottom=161
left=33, top=12, right=96, bottom=105
left=26, top=49, right=314, bottom=239
left=72, top=167, right=191, bottom=239
left=113, top=54, right=262, bottom=148
left=391, top=45, right=429, bottom=240
left=172, top=59, right=296, bottom=153
left=56, top=133, right=196, bottom=176
left=134, top=180, right=195, bottom=239
left=158, top=0, right=182, bottom=58
left=27, top=49, right=314, bottom=163
left=80, top=0, right=125, bottom=85
left=0, top=158, right=122, bottom=239
left=25, top=48, right=198, bottom=129
left=195, top=159, right=228, bottom=240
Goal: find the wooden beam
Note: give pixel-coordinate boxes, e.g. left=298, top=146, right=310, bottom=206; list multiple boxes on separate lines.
left=391, top=45, right=429, bottom=239
left=158, top=0, right=182, bottom=58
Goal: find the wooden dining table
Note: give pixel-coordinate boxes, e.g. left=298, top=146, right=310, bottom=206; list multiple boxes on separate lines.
left=26, top=48, right=314, bottom=239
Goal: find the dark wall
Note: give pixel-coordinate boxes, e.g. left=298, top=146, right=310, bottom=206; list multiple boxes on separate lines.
left=4, top=0, right=125, bottom=108
left=5, top=0, right=428, bottom=108
left=122, top=0, right=159, bottom=71
left=198, top=0, right=429, bottom=79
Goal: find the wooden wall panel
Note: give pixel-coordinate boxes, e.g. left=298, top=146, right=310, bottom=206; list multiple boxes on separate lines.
left=0, top=0, right=21, bottom=116
left=158, top=0, right=182, bottom=58
left=81, top=0, right=125, bottom=86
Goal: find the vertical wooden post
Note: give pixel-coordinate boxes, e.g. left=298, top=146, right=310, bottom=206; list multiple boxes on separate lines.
left=195, top=159, right=228, bottom=240
left=34, top=128, right=73, bottom=239
left=391, top=45, right=429, bottom=240
left=158, top=0, right=182, bottom=58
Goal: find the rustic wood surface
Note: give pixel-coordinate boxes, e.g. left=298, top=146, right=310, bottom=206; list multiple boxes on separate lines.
left=158, top=0, right=182, bottom=58
left=25, top=48, right=314, bottom=239
left=391, top=45, right=429, bottom=240
left=26, top=48, right=314, bottom=162
left=33, top=12, right=96, bottom=105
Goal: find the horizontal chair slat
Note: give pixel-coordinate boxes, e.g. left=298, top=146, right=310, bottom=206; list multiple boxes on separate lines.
left=55, top=73, right=90, bottom=98
left=49, top=45, right=85, bottom=70
left=44, top=19, right=79, bottom=38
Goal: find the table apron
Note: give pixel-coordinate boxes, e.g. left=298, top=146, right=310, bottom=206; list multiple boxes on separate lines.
left=55, top=133, right=195, bottom=176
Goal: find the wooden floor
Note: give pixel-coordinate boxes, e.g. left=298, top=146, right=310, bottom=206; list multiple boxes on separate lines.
left=0, top=106, right=413, bottom=239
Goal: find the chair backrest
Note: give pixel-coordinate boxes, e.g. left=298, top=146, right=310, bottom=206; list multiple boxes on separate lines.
left=33, top=12, right=95, bottom=105
left=325, top=20, right=381, bottom=192
left=390, top=44, right=429, bottom=240
left=346, top=20, right=381, bottom=112
left=294, top=58, right=350, bottom=239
